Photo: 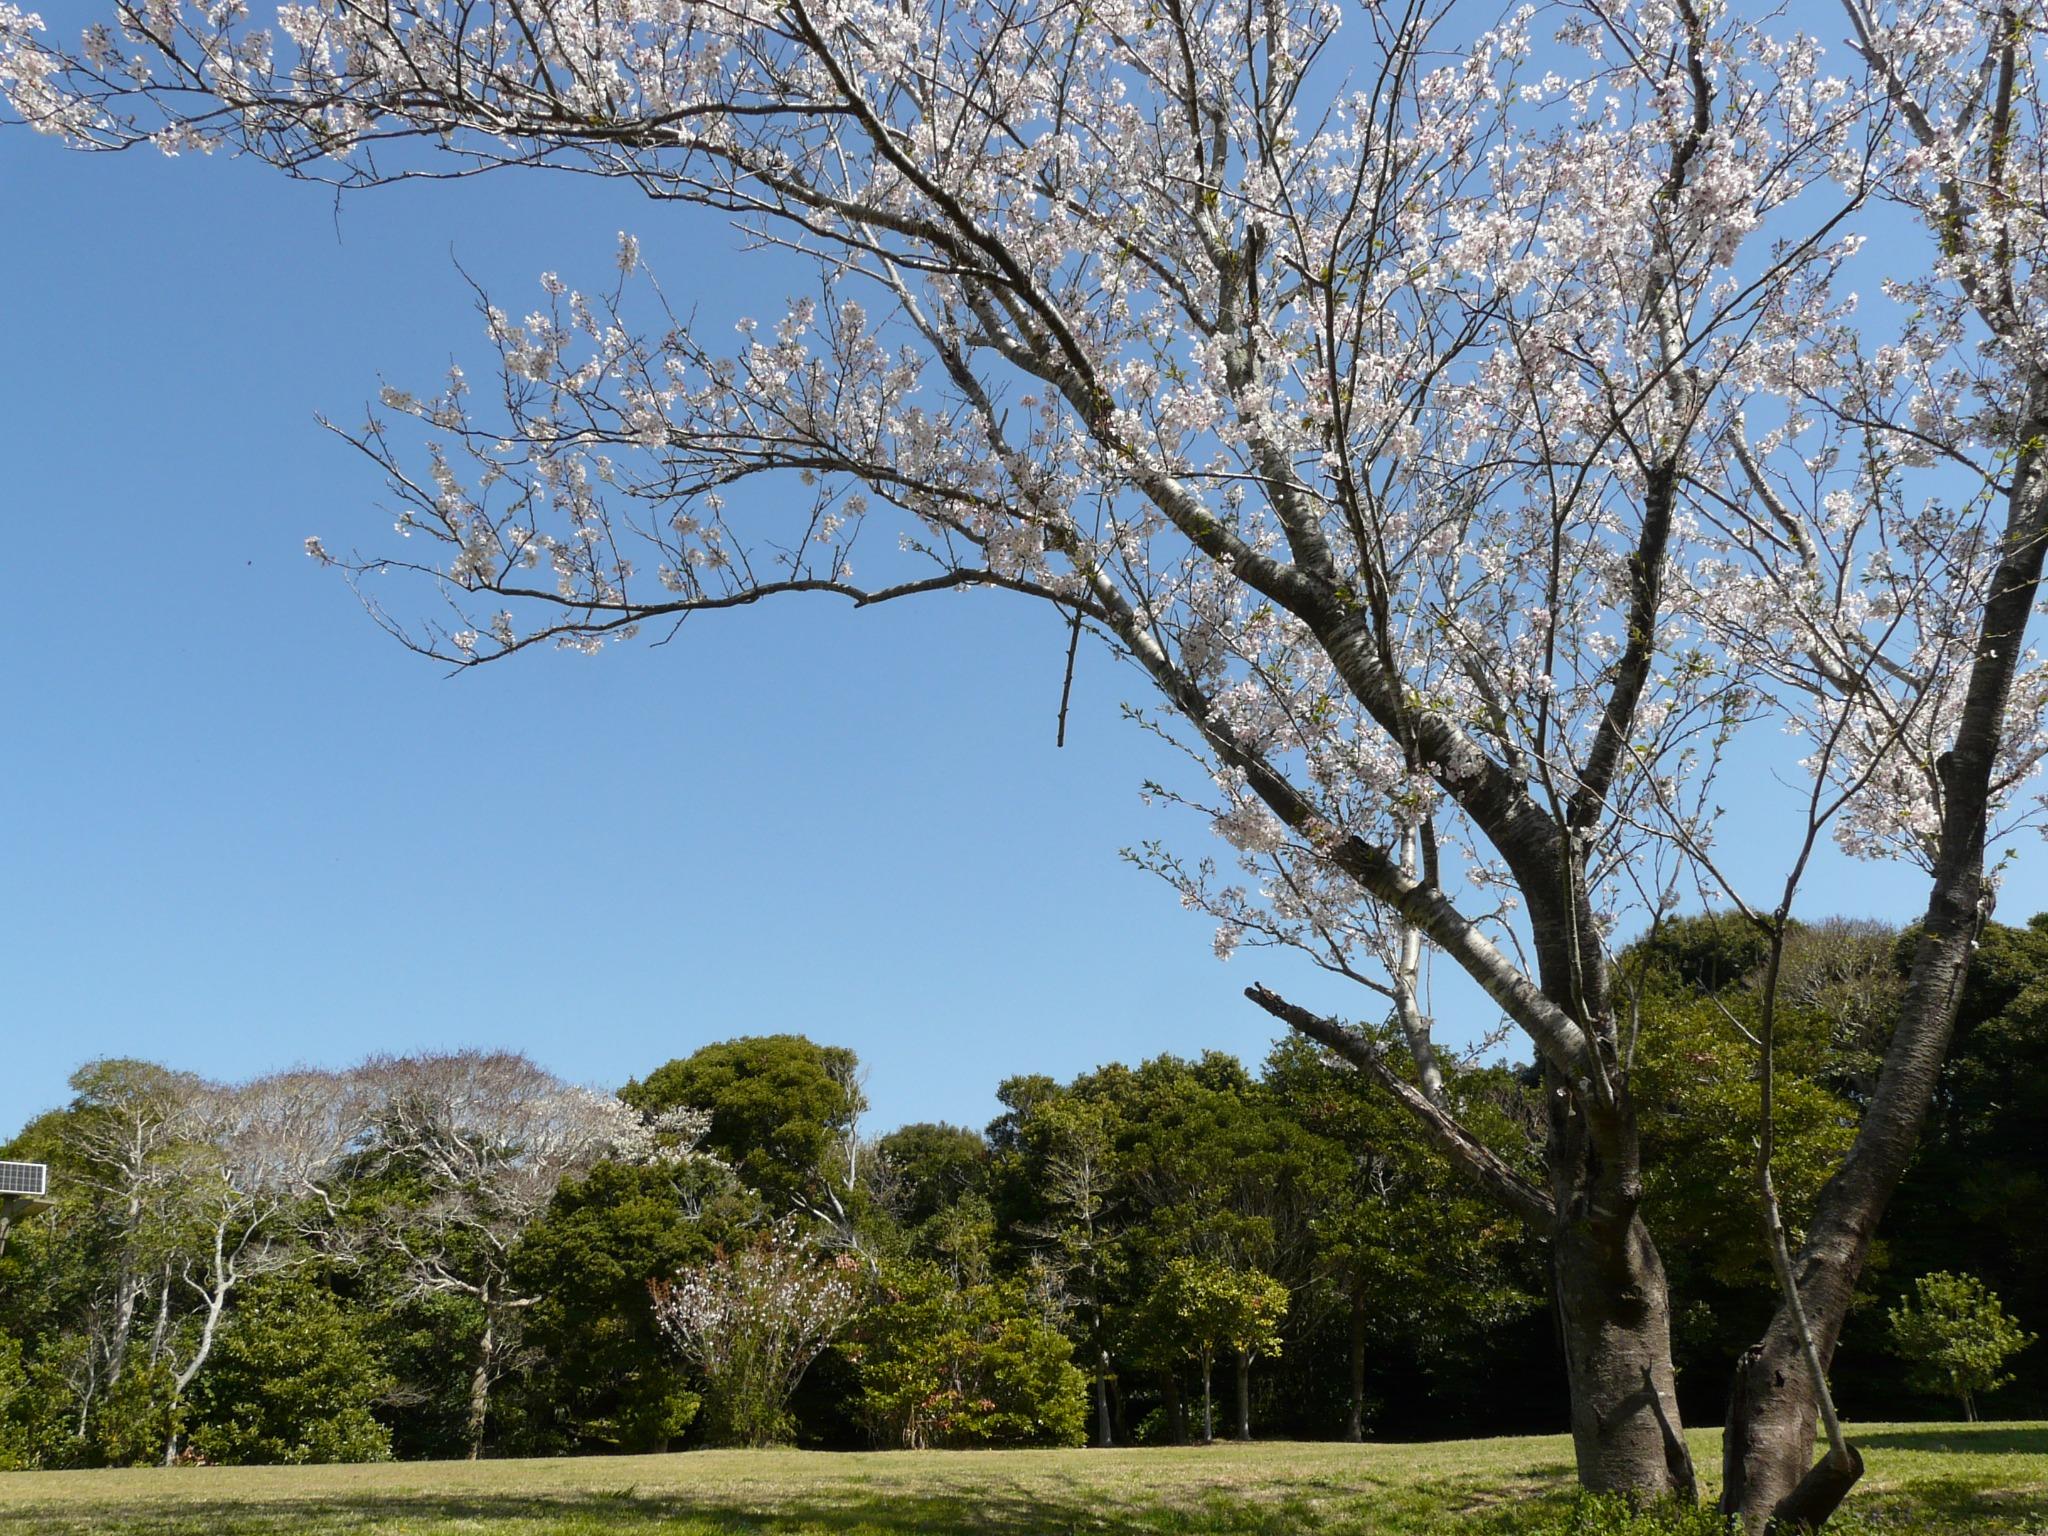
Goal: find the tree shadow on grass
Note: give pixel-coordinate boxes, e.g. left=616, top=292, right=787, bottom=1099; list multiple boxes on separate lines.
left=1854, top=1425, right=2048, bottom=1457
left=0, top=1485, right=1367, bottom=1536
left=11, top=1470, right=2027, bottom=1536
left=1849, top=1477, right=2048, bottom=1532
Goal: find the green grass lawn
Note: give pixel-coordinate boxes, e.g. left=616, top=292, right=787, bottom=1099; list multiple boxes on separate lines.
left=0, top=1423, right=2040, bottom=1535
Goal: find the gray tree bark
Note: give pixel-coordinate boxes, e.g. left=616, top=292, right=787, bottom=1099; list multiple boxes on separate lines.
left=1541, top=1055, right=1694, bottom=1504
left=467, top=1305, right=496, bottom=1462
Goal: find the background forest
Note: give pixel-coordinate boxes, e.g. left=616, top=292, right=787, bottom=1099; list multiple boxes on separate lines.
left=1, top=912, right=2040, bottom=1469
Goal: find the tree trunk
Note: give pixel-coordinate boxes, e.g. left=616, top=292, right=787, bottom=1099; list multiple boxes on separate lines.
left=1235, top=1352, right=1251, bottom=1441
left=466, top=1309, right=495, bottom=1461
left=1479, top=844, right=1696, bottom=1498
left=105, top=1265, right=142, bottom=1390
left=1094, top=1352, right=1112, bottom=1448
left=1551, top=1209, right=1693, bottom=1499
left=1200, top=1357, right=1214, bottom=1444
left=1164, top=1368, right=1183, bottom=1445
left=1535, top=1039, right=1693, bottom=1502
left=1723, top=391, right=2048, bottom=1534
left=1963, top=1387, right=1977, bottom=1424
left=165, top=1267, right=231, bottom=1467
left=1346, top=1277, right=1367, bottom=1443
left=146, top=1276, right=171, bottom=1369
left=1722, top=1335, right=1822, bottom=1531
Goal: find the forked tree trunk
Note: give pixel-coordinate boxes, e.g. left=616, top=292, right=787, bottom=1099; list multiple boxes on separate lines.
left=1723, top=1337, right=1807, bottom=1527
left=164, top=1265, right=232, bottom=1467
left=1723, top=901, right=1979, bottom=1530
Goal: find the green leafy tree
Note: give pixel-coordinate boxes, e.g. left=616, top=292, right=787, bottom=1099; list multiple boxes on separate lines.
left=1620, top=917, right=1867, bottom=1376
left=1219, top=1270, right=1288, bottom=1443
left=350, top=1286, right=486, bottom=1462
left=875, top=1123, right=988, bottom=1230
left=509, top=1157, right=747, bottom=1452
left=988, top=1053, right=1316, bottom=1445
left=625, top=1037, right=865, bottom=1220
left=1005, top=1095, right=1121, bottom=1445
left=1264, top=1035, right=1534, bottom=1440
left=1150, top=1256, right=1287, bottom=1443
left=185, top=1276, right=392, bottom=1465
left=906, top=1191, right=999, bottom=1287
left=1887, top=1272, right=2035, bottom=1421
left=847, top=1260, right=1087, bottom=1448
left=1106, top=1055, right=1299, bottom=1274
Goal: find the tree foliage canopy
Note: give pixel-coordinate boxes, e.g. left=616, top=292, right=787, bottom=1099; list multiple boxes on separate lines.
left=1887, top=1272, right=2035, bottom=1422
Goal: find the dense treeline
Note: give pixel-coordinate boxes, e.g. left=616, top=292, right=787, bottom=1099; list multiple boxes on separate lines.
left=0, top=915, right=2040, bottom=1467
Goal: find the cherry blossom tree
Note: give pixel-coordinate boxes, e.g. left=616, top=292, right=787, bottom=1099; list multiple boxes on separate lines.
left=650, top=1223, right=861, bottom=1445
left=5, top=0, right=2046, bottom=1522
left=1690, top=5, right=2048, bottom=1524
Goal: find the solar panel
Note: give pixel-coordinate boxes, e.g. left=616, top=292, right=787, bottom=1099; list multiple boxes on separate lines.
left=0, top=1162, right=47, bottom=1197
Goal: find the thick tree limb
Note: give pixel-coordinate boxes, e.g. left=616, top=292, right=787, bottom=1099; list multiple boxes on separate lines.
left=1244, top=984, right=1557, bottom=1228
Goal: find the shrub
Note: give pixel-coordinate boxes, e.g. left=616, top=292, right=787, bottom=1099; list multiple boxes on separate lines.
left=185, top=1277, right=393, bottom=1465
left=0, top=1331, right=29, bottom=1470
left=1887, top=1270, right=2036, bottom=1421
left=92, top=1358, right=182, bottom=1468
left=848, top=1261, right=1087, bottom=1448
left=651, top=1227, right=861, bottom=1447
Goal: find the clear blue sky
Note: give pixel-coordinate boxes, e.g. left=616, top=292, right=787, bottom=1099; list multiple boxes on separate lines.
left=2, top=119, right=2040, bottom=1140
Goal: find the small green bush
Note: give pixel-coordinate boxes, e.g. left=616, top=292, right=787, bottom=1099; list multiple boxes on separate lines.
left=1887, top=1271, right=2035, bottom=1421
left=185, top=1277, right=392, bottom=1465
left=92, top=1358, right=182, bottom=1468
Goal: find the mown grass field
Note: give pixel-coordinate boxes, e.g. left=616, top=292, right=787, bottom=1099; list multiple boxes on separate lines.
left=0, top=1423, right=2040, bottom=1535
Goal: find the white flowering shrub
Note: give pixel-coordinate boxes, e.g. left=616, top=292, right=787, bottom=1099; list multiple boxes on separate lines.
left=650, top=1224, right=861, bottom=1446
